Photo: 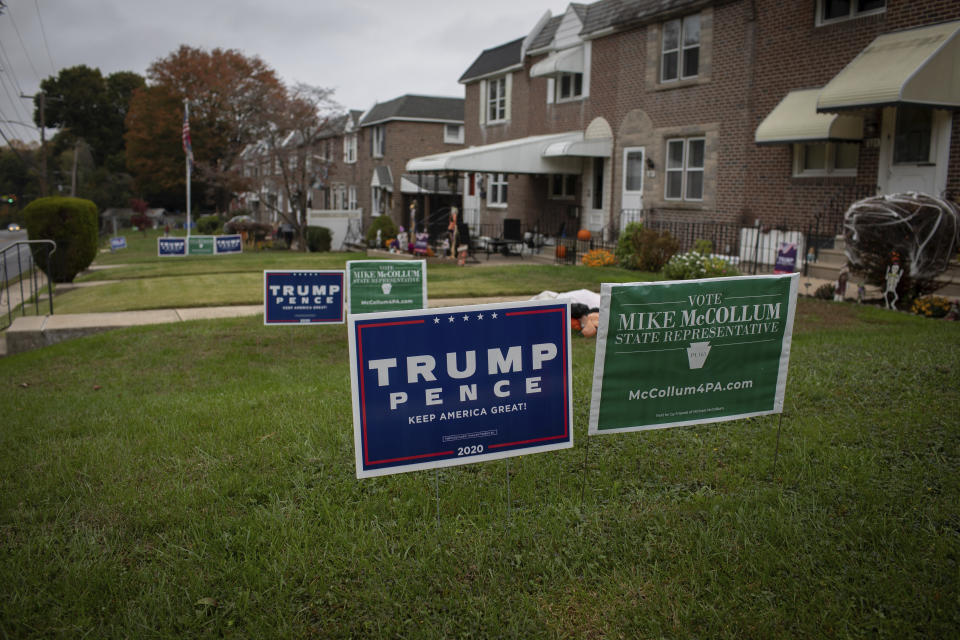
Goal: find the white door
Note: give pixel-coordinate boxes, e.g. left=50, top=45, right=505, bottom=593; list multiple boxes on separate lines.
left=463, top=173, right=481, bottom=231
left=584, top=158, right=606, bottom=232
left=880, top=106, right=951, bottom=195
left=621, top=147, right=645, bottom=229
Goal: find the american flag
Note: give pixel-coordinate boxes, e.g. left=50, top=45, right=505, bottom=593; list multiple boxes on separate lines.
left=182, top=109, right=193, bottom=165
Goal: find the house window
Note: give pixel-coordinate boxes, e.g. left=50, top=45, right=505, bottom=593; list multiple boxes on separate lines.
left=665, top=137, right=705, bottom=200
left=371, top=188, right=388, bottom=216
left=348, top=185, right=358, bottom=210
left=818, top=0, right=886, bottom=25
left=555, top=72, right=584, bottom=102
left=661, top=15, right=700, bottom=82
left=894, top=106, right=932, bottom=164
left=488, top=173, right=508, bottom=206
left=444, top=124, right=464, bottom=144
left=549, top=175, right=576, bottom=199
left=792, top=142, right=859, bottom=176
left=372, top=125, right=385, bottom=158
left=487, top=77, right=507, bottom=123
left=343, top=134, right=357, bottom=163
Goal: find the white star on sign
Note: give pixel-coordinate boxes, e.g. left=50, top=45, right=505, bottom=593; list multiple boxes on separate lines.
left=433, top=317, right=440, bottom=324
left=476, top=313, right=484, bottom=320
left=448, top=316, right=455, bottom=323
left=491, top=312, right=498, bottom=319
left=462, top=314, right=470, bottom=322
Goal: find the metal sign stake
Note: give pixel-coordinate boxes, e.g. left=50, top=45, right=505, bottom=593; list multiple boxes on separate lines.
left=771, top=413, right=784, bottom=482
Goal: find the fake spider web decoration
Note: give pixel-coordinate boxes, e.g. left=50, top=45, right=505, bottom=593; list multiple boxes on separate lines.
left=843, top=192, right=960, bottom=280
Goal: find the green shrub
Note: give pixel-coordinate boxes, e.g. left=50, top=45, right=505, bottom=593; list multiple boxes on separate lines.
left=22, top=196, right=99, bottom=283
left=814, top=282, right=836, bottom=300
left=306, top=226, right=332, bottom=253
left=365, top=216, right=397, bottom=248
left=196, top=214, right=222, bottom=235
left=662, top=250, right=740, bottom=280
left=616, top=222, right=680, bottom=271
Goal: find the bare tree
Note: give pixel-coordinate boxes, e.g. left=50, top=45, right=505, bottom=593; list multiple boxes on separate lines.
left=253, top=84, right=342, bottom=251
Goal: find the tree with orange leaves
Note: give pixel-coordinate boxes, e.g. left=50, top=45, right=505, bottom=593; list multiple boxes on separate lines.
left=125, top=46, right=285, bottom=212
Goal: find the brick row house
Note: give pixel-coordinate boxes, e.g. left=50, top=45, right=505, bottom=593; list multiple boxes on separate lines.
left=406, top=0, right=960, bottom=247
left=239, top=95, right=464, bottom=247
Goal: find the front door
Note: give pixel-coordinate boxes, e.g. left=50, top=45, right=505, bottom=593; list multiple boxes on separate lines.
left=621, top=147, right=645, bottom=229
left=584, top=158, right=606, bottom=232
left=880, top=106, right=951, bottom=195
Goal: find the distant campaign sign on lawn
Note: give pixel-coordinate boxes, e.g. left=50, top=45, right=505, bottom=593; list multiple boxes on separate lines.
left=589, top=274, right=798, bottom=434
left=347, top=259, right=427, bottom=314
left=158, top=237, right=186, bottom=257
left=188, top=235, right=215, bottom=255
left=110, top=236, right=127, bottom=251
left=215, top=234, right=243, bottom=254
left=348, top=300, right=573, bottom=478
left=263, top=270, right=345, bottom=325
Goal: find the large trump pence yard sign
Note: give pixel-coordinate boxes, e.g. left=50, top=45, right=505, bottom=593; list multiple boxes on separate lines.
left=590, top=274, right=798, bottom=434
left=348, top=301, right=573, bottom=478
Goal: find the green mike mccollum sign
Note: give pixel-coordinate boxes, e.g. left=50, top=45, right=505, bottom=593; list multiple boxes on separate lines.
left=589, top=274, right=798, bottom=434
left=346, top=259, right=427, bottom=315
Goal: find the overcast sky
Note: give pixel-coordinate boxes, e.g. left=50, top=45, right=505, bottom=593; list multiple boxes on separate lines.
left=0, top=0, right=562, bottom=144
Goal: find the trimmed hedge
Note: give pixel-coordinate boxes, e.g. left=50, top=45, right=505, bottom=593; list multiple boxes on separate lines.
left=22, top=197, right=99, bottom=283
left=306, top=226, right=332, bottom=253
left=365, top=216, right=397, bottom=247
left=196, top=215, right=222, bottom=235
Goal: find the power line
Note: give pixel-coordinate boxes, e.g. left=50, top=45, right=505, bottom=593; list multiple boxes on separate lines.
left=33, top=0, right=55, bottom=75
left=5, top=2, right=41, bottom=82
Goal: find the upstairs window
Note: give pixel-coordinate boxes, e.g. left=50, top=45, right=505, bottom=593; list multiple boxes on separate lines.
left=444, top=124, right=464, bottom=144
left=818, top=0, right=886, bottom=25
left=661, top=15, right=700, bottom=82
left=343, top=134, right=357, bottom=164
left=371, top=126, right=385, bottom=158
left=487, top=77, right=507, bottom=123
left=555, top=72, right=584, bottom=102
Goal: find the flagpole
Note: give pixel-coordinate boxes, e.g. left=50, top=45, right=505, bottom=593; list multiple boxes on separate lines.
left=184, top=99, right=192, bottom=239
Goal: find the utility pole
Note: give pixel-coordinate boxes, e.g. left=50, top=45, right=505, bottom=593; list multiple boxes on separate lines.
left=20, top=91, right=47, bottom=196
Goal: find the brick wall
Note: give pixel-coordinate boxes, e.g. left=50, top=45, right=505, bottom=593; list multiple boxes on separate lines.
left=747, top=0, right=960, bottom=231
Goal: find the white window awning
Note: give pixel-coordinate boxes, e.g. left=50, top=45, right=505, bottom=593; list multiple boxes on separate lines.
left=818, top=20, right=960, bottom=112
left=530, top=46, right=585, bottom=77
left=542, top=133, right=612, bottom=157
left=756, top=88, right=863, bottom=145
left=406, top=132, right=587, bottom=175
left=371, top=166, right=393, bottom=192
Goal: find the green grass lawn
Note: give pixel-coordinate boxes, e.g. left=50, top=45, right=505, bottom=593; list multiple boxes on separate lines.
left=1, top=299, right=957, bottom=638
left=46, top=231, right=651, bottom=313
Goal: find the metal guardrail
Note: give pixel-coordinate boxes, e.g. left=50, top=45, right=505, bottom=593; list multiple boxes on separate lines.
left=1, top=240, right=56, bottom=330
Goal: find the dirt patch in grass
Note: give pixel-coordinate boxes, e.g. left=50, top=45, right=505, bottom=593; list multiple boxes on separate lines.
left=795, top=297, right=866, bottom=332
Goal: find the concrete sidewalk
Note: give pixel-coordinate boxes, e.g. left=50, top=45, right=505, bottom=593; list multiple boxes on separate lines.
left=2, top=274, right=860, bottom=357
left=1, top=297, right=534, bottom=356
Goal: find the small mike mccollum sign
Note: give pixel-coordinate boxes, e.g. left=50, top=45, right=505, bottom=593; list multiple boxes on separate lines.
left=348, top=300, right=573, bottom=478
left=589, top=274, right=798, bottom=434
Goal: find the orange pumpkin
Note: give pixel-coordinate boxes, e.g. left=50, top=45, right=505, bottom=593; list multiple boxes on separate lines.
left=571, top=317, right=582, bottom=332
left=556, top=244, right=567, bottom=258
left=577, top=229, right=592, bottom=241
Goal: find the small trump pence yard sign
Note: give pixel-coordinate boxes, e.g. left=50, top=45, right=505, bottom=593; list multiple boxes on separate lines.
left=263, top=270, right=345, bottom=325
left=589, top=274, right=798, bottom=434
left=348, top=300, right=573, bottom=478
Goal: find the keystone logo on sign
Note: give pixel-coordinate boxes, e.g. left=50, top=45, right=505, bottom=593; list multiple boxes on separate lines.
left=589, top=274, right=798, bottom=434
